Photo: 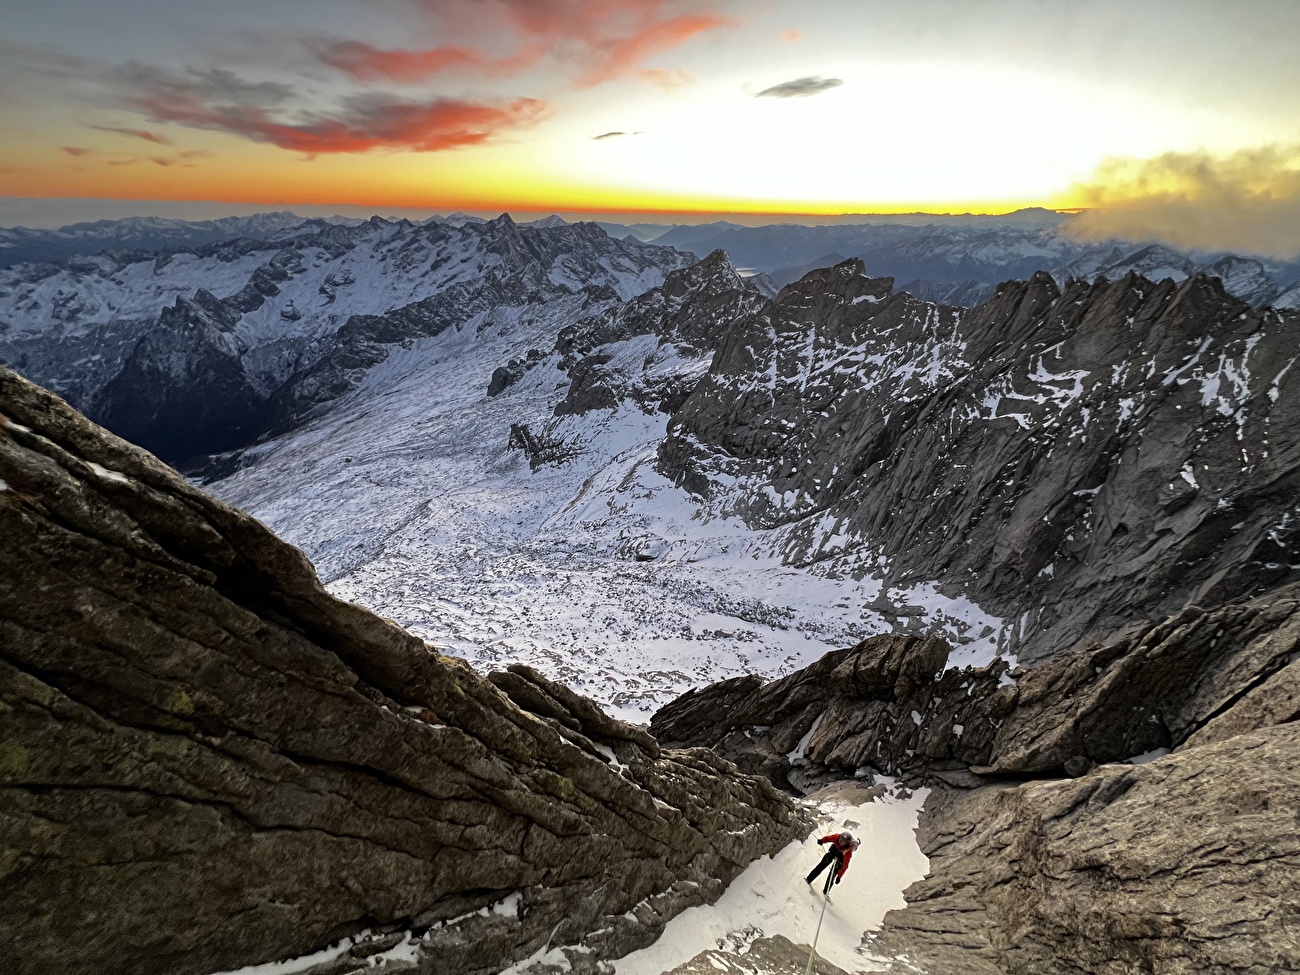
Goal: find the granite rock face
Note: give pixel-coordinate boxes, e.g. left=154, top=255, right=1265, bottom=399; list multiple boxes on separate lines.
left=659, top=260, right=1300, bottom=663
left=0, top=366, right=807, bottom=975
left=653, top=585, right=1300, bottom=782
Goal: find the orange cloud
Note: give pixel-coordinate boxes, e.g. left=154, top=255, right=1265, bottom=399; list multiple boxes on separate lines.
left=1061, top=145, right=1300, bottom=258
left=310, top=40, right=487, bottom=82
left=132, top=90, right=548, bottom=154
left=576, top=12, right=728, bottom=87
left=60, top=146, right=92, bottom=156
left=781, top=28, right=803, bottom=42
left=395, top=0, right=731, bottom=85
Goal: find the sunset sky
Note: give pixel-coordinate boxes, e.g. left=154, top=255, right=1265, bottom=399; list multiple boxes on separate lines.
left=2, top=0, right=1298, bottom=251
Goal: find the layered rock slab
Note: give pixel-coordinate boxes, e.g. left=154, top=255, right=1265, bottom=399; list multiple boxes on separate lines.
left=0, top=366, right=807, bottom=975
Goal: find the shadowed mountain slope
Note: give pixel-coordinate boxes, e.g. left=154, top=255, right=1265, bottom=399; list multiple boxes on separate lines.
left=660, top=260, right=1300, bottom=663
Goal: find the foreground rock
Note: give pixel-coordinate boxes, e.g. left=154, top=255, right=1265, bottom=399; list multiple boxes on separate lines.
left=0, top=366, right=807, bottom=975
left=654, top=586, right=1300, bottom=787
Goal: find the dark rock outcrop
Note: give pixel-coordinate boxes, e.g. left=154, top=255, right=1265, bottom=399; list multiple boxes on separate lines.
left=653, top=585, right=1300, bottom=783
left=487, top=349, right=544, bottom=397
left=96, top=290, right=271, bottom=462
left=0, top=366, right=807, bottom=975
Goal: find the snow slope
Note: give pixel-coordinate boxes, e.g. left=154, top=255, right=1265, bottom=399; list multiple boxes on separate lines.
left=612, top=785, right=930, bottom=975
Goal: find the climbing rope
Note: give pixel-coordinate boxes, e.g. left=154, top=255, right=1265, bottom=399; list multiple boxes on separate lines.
left=803, top=893, right=829, bottom=975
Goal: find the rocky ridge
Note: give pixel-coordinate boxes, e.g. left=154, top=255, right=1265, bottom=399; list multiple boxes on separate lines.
left=0, top=365, right=807, bottom=975
left=659, top=260, right=1300, bottom=663
left=0, top=211, right=326, bottom=270
left=549, top=249, right=769, bottom=419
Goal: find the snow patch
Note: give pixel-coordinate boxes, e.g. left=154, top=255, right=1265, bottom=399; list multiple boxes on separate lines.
left=1127, top=747, right=1170, bottom=765
left=206, top=932, right=370, bottom=975
left=86, top=461, right=129, bottom=484
left=786, top=714, right=824, bottom=764
left=611, top=790, right=930, bottom=975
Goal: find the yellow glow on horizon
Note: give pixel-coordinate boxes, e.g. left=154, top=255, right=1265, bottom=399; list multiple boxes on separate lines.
left=4, top=137, right=1066, bottom=218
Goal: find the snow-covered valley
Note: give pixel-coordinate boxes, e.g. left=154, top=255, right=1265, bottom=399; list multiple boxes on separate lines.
left=212, top=285, right=1008, bottom=724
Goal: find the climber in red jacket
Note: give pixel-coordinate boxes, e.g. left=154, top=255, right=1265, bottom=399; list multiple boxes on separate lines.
left=805, top=831, right=859, bottom=894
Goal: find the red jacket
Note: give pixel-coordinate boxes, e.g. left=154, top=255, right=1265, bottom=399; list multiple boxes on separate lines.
left=819, top=833, right=854, bottom=878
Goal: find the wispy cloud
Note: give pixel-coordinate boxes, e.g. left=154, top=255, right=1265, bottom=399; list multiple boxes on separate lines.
left=7, top=42, right=545, bottom=157
left=592, top=130, right=645, bottom=140
left=755, top=75, right=842, bottom=98
left=639, top=67, right=693, bottom=90
left=307, top=39, right=495, bottom=82
left=573, top=10, right=729, bottom=87
left=1063, top=145, right=1300, bottom=258
left=89, top=125, right=170, bottom=144
left=59, top=146, right=92, bottom=156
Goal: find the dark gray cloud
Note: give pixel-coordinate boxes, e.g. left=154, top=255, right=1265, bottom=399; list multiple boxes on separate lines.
left=593, top=131, right=627, bottom=140
left=755, top=75, right=843, bottom=98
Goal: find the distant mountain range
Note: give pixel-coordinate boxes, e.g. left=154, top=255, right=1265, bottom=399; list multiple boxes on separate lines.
left=595, top=214, right=1300, bottom=310
left=0, top=214, right=692, bottom=461
left=4, top=208, right=1298, bottom=311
